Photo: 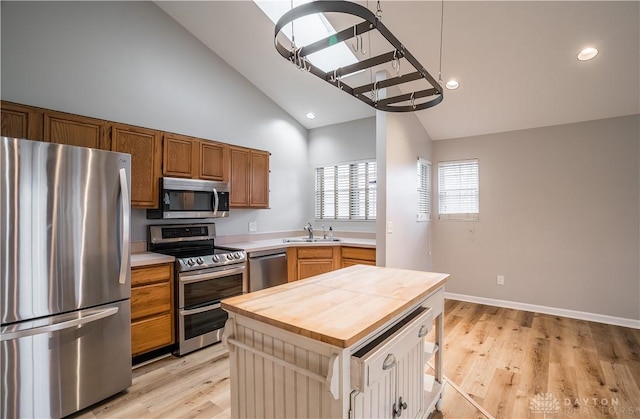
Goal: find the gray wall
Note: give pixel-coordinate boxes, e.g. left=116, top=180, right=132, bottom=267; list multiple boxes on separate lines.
left=433, top=115, right=640, bottom=320
left=377, top=109, right=434, bottom=270
left=308, top=117, right=376, bottom=233
left=1, top=1, right=310, bottom=241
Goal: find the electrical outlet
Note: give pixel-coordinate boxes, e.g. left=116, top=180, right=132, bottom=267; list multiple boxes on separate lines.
left=248, top=221, right=257, bottom=232
left=497, top=275, right=505, bottom=285
left=387, top=221, right=393, bottom=234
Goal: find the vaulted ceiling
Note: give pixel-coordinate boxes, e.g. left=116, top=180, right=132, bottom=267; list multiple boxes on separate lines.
left=157, top=1, right=639, bottom=140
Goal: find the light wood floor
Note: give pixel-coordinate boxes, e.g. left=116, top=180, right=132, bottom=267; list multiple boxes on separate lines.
left=73, top=300, right=640, bottom=418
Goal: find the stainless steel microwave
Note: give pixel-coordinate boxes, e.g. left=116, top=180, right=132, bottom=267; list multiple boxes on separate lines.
left=147, top=177, right=230, bottom=219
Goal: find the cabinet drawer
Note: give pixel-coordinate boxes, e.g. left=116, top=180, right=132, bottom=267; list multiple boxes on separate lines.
left=131, top=313, right=173, bottom=356
left=131, top=264, right=172, bottom=286
left=351, top=307, right=433, bottom=391
left=297, top=247, right=334, bottom=259
left=421, top=288, right=444, bottom=318
left=341, top=247, right=375, bottom=262
left=131, top=282, right=172, bottom=320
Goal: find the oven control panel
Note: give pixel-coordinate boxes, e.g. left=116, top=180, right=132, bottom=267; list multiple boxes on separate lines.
left=176, top=250, right=246, bottom=272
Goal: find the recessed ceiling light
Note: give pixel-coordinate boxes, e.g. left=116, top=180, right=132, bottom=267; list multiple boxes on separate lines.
left=445, top=80, right=459, bottom=90
left=578, top=47, right=598, bottom=61
left=306, top=112, right=316, bottom=119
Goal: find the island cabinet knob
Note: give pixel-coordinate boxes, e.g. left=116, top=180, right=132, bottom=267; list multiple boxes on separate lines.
left=382, top=353, right=396, bottom=370
left=393, top=396, right=408, bottom=418
left=418, top=324, right=429, bottom=338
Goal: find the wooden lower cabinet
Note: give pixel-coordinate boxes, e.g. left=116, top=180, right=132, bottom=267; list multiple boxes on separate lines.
left=341, top=247, right=376, bottom=268
left=287, top=246, right=376, bottom=281
left=131, top=263, right=174, bottom=357
left=287, top=246, right=338, bottom=282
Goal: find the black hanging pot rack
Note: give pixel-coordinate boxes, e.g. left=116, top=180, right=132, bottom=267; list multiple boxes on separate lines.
left=274, top=1, right=444, bottom=112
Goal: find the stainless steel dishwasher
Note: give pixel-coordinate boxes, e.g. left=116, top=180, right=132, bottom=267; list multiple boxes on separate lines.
left=248, top=248, right=288, bottom=292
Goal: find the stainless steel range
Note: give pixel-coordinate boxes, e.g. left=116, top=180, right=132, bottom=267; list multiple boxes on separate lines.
left=148, top=223, right=246, bottom=356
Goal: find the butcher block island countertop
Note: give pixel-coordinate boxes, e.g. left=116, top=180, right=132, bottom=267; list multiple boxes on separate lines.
left=221, top=265, right=450, bottom=348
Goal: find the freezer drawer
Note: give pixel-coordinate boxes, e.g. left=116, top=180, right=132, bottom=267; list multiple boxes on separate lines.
left=1, top=300, right=132, bottom=418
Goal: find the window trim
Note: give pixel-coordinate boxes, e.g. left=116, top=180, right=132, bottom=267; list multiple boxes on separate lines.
left=437, top=158, right=479, bottom=221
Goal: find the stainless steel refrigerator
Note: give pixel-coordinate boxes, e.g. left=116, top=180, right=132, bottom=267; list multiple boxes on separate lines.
left=0, top=137, right=132, bottom=418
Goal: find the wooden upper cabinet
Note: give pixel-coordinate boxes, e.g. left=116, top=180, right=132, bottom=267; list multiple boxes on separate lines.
left=250, top=149, right=270, bottom=207
left=229, top=145, right=270, bottom=208
left=163, top=133, right=199, bottom=178
left=111, top=123, right=162, bottom=208
left=0, top=101, right=43, bottom=141
left=44, top=110, right=110, bottom=150
left=200, top=141, right=228, bottom=181
left=229, top=146, right=251, bottom=207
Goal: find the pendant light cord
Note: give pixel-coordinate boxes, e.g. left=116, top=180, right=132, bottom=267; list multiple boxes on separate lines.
left=290, top=0, right=295, bottom=48
left=438, top=0, right=444, bottom=83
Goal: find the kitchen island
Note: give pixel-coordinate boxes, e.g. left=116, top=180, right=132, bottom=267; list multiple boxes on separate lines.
left=221, top=265, right=449, bottom=419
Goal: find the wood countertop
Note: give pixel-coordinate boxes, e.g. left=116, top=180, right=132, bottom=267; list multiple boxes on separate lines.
left=221, top=265, right=449, bottom=348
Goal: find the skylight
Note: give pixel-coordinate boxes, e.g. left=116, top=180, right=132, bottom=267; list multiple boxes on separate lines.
left=254, top=0, right=359, bottom=73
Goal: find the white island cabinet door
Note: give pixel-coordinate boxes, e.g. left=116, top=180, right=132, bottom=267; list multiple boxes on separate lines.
left=349, top=307, right=432, bottom=418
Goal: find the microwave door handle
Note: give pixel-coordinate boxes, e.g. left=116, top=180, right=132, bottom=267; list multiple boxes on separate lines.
left=212, top=188, right=219, bottom=216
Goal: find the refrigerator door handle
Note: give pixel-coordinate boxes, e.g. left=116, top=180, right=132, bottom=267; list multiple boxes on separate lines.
left=119, top=167, right=131, bottom=285
left=0, top=307, right=119, bottom=342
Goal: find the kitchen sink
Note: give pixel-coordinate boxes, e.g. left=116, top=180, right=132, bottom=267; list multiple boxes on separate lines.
left=283, top=237, right=342, bottom=243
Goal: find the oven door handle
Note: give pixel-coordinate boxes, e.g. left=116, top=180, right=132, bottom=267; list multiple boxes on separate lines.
left=180, top=266, right=245, bottom=284
left=180, top=303, right=222, bottom=316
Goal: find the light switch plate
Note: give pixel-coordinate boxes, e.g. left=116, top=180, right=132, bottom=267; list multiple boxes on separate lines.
left=248, top=221, right=257, bottom=232
left=387, top=221, right=393, bottom=234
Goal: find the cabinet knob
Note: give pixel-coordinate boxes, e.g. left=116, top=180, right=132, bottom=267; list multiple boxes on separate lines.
left=393, top=396, right=408, bottom=418
left=418, top=324, right=429, bottom=338
left=382, top=353, right=396, bottom=370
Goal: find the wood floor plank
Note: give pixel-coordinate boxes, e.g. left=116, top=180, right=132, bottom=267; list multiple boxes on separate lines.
left=74, top=300, right=640, bottom=419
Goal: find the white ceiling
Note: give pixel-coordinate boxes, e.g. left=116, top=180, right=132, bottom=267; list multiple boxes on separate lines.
left=156, top=1, right=639, bottom=140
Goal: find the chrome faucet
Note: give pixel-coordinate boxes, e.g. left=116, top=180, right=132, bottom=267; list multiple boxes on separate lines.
left=304, top=222, right=314, bottom=240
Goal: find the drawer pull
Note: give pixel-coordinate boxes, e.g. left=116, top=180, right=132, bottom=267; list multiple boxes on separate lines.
left=382, top=353, right=396, bottom=370
left=418, top=324, right=429, bottom=338
left=393, top=396, right=408, bottom=418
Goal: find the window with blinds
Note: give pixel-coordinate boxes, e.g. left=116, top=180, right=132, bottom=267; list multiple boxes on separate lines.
left=438, top=159, right=479, bottom=220
left=417, top=158, right=431, bottom=222
left=315, top=160, right=377, bottom=220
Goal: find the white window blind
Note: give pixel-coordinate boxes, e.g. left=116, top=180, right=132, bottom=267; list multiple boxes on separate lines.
left=315, top=161, right=377, bottom=220
left=417, top=158, right=431, bottom=222
left=438, top=159, right=479, bottom=220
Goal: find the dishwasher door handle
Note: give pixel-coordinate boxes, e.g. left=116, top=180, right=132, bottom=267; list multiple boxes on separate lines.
left=251, top=253, right=286, bottom=261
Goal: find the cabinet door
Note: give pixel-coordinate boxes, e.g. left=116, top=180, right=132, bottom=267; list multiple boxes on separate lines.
left=44, top=110, right=110, bottom=150
left=111, top=123, right=162, bottom=208
left=131, top=282, right=172, bottom=320
left=0, top=101, right=43, bottom=140
left=297, top=259, right=334, bottom=280
left=250, top=149, right=270, bottom=207
left=230, top=146, right=250, bottom=207
left=200, top=141, right=228, bottom=181
left=163, top=133, right=198, bottom=178
left=131, top=313, right=174, bottom=356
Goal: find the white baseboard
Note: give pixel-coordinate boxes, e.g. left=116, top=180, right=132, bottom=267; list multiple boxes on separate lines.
left=444, top=292, right=640, bottom=330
